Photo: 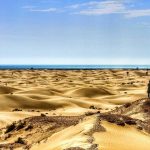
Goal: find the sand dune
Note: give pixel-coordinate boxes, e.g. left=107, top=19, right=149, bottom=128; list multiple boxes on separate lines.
left=17, top=87, right=63, bottom=96
left=0, top=69, right=150, bottom=149
left=0, top=94, right=72, bottom=111
left=0, top=86, right=18, bottom=94
left=1, top=112, right=150, bottom=150
left=66, top=87, right=114, bottom=98
left=31, top=116, right=97, bottom=150
left=94, top=121, right=150, bottom=150
left=0, top=112, right=39, bottom=128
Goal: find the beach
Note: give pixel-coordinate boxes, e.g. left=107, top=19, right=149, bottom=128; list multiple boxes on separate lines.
left=0, top=69, right=150, bottom=149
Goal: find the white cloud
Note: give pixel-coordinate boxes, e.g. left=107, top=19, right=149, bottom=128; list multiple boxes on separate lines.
left=22, top=1, right=150, bottom=18
left=68, top=1, right=102, bottom=9
left=22, top=6, right=36, bottom=9
left=70, top=0, right=150, bottom=18
left=23, top=5, right=58, bottom=13
left=29, top=8, right=57, bottom=12
left=75, top=1, right=125, bottom=15
left=126, top=9, right=150, bottom=18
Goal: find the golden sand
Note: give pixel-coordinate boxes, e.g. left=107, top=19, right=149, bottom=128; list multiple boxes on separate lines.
left=0, top=69, right=150, bottom=149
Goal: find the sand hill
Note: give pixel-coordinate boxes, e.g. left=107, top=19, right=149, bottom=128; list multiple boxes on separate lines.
left=0, top=69, right=150, bottom=149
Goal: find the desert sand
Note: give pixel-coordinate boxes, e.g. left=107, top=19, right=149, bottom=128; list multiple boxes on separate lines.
left=0, top=69, right=150, bottom=150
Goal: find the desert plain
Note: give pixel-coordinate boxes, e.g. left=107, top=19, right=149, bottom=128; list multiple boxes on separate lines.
left=0, top=69, right=150, bottom=150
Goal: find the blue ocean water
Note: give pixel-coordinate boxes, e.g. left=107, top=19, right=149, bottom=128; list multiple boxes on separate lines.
left=0, top=65, right=150, bottom=69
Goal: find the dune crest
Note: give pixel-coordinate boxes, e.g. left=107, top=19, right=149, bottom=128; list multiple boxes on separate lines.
left=67, top=87, right=114, bottom=98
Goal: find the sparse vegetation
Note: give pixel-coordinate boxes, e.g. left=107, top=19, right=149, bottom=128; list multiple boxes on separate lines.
left=64, top=147, right=85, bottom=150
left=85, top=111, right=96, bottom=116
left=16, top=121, right=25, bottom=131
left=1, top=133, right=11, bottom=140
left=25, top=124, right=33, bottom=131
left=125, top=119, right=136, bottom=125
left=142, top=100, right=150, bottom=113
left=99, top=114, right=137, bottom=126
left=12, top=108, right=22, bottom=112
left=15, top=137, right=26, bottom=145
left=144, top=100, right=150, bottom=106
left=117, top=121, right=125, bottom=126
left=41, top=113, right=46, bottom=117
left=5, top=122, right=15, bottom=133
left=124, top=102, right=131, bottom=108
left=89, top=105, right=97, bottom=109
left=137, top=126, right=143, bottom=130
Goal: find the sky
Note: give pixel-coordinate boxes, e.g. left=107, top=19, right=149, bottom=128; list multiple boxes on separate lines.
left=0, top=0, right=150, bottom=64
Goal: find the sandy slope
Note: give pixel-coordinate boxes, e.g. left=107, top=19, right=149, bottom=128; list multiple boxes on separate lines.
left=94, top=121, right=150, bottom=150
left=31, top=116, right=97, bottom=150
left=0, top=69, right=150, bottom=149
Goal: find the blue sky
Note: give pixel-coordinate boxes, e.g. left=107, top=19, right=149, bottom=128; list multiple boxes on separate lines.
left=0, top=0, right=150, bottom=64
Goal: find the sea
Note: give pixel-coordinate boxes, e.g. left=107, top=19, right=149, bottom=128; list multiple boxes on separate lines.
left=0, top=65, right=150, bottom=70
